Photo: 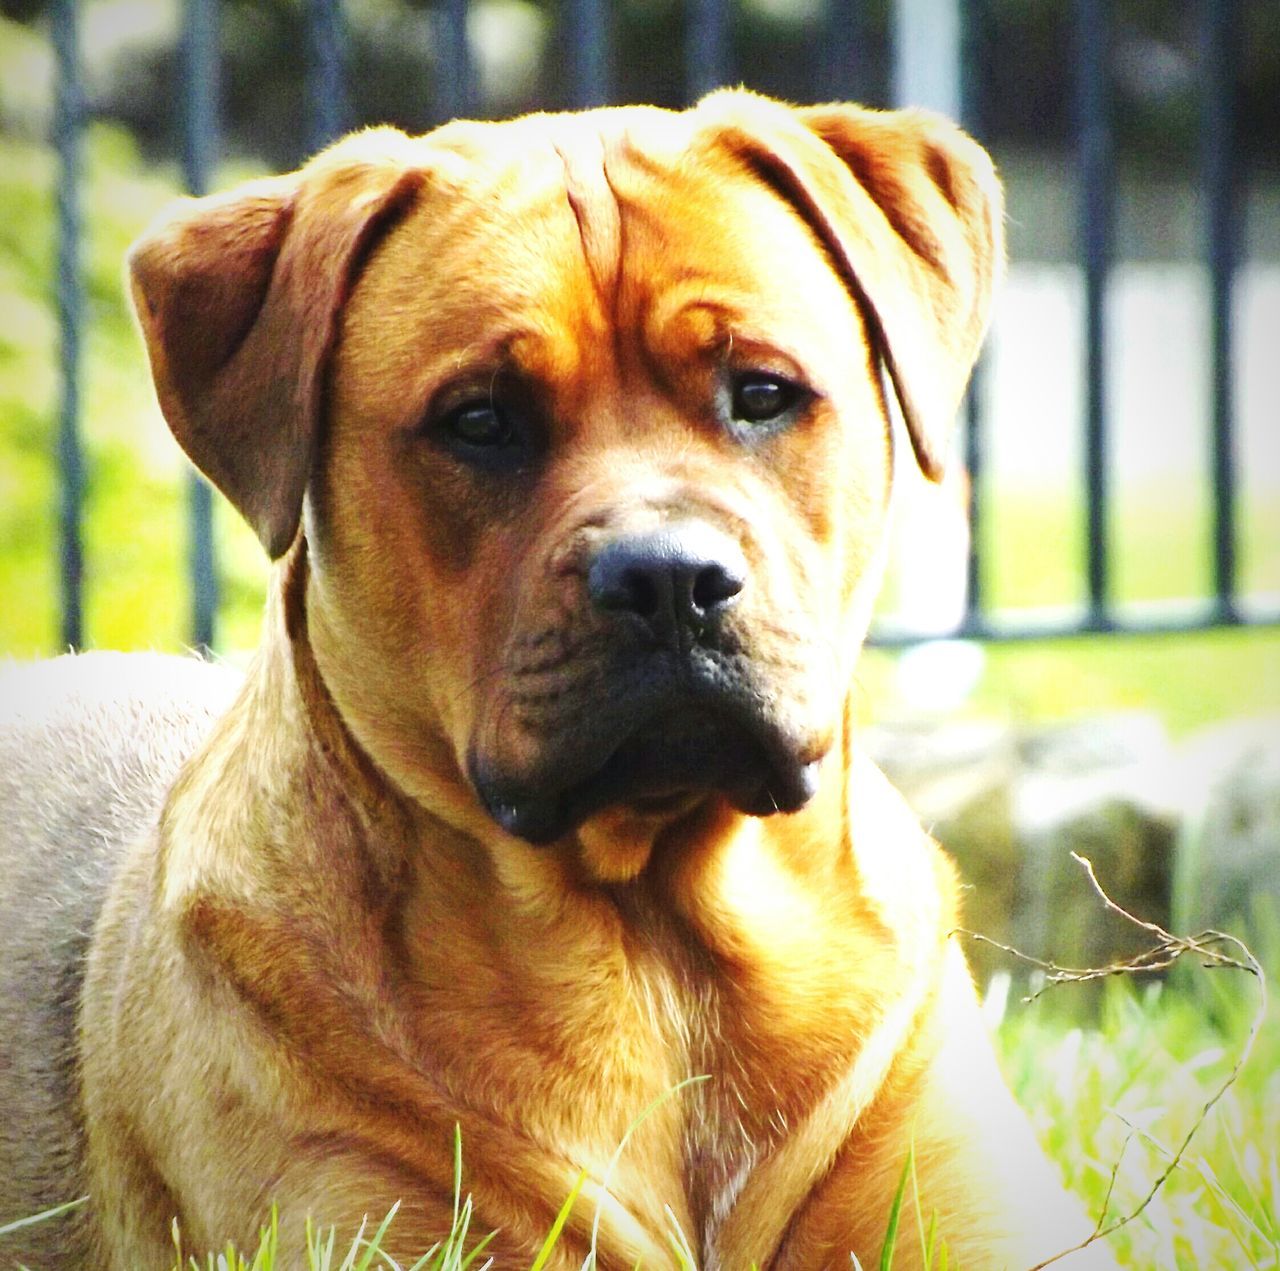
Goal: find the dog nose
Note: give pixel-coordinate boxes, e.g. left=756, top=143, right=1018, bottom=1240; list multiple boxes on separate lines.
left=588, top=522, right=747, bottom=642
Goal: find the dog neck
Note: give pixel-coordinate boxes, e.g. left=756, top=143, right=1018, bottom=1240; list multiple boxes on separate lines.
left=157, top=540, right=956, bottom=1267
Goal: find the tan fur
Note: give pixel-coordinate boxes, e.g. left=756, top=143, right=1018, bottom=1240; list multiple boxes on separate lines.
left=2, top=91, right=1117, bottom=1269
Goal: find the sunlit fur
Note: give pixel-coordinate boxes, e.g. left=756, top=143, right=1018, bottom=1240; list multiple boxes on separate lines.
left=1, top=92, right=1116, bottom=1269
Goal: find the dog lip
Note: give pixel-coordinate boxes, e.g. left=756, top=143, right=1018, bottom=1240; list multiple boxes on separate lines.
left=469, top=703, right=824, bottom=847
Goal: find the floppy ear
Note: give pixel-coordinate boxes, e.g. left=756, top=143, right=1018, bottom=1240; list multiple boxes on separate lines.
left=128, top=131, right=425, bottom=557
left=698, top=91, right=1004, bottom=481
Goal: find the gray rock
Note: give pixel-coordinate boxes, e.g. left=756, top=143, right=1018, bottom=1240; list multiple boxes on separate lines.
left=1173, top=717, right=1280, bottom=933
left=866, top=718, right=1021, bottom=982
left=1012, top=713, right=1178, bottom=973
left=871, top=712, right=1186, bottom=985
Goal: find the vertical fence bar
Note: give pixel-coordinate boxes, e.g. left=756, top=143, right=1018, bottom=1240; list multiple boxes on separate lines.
left=686, top=0, right=728, bottom=102
left=53, top=0, right=84, bottom=650
left=962, top=365, right=984, bottom=630
left=436, top=0, right=474, bottom=121
left=307, top=0, right=348, bottom=155
left=821, top=0, right=867, bottom=102
left=182, top=0, right=220, bottom=651
left=1076, top=0, right=1112, bottom=629
left=1202, top=0, right=1239, bottom=621
left=960, top=0, right=985, bottom=630
left=567, top=0, right=609, bottom=109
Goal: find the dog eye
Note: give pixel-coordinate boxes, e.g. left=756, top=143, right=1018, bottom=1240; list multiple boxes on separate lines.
left=441, top=400, right=513, bottom=449
left=730, top=372, right=803, bottom=425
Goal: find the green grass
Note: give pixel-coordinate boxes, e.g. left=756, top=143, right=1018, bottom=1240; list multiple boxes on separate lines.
left=858, top=624, right=1280, bottom=738
left=995, top=940, right=1279, bottom=1268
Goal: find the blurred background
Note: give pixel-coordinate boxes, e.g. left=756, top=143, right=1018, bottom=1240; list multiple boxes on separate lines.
left=0, top=0, right=1278, bottom=961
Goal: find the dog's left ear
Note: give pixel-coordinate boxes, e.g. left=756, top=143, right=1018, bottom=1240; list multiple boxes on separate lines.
left=128, top=131, right=425, bottom=558
left=699, top=91, right=1004, bottom=481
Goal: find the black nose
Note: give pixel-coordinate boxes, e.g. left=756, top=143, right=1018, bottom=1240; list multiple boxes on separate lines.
left=587, top=521, right=747, bottom=644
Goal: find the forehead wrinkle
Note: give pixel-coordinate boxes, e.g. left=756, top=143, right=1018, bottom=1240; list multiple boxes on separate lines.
left=551, top=127, right=621, bottom=315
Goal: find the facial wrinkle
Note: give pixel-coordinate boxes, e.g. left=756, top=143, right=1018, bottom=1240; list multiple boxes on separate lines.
left=552, top=127, right=621, bottom=315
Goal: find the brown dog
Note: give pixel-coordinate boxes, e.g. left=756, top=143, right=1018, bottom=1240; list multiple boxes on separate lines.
left=0, top=91, right=1117, bottom=1269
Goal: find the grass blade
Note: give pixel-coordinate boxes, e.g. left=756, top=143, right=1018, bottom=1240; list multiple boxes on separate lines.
left=352, top=1200, right=401, bottom=1271
left=880, top=1147, right=913, bottom=1271
left=0, top=1197, right=88, bottom=1238
left=663, top=1203, right=699, bottom=1270
left=587, top=1075, right=710, bottom=1269
left=453, top=1125, right=463, bottom=1237
left=923, top=1210, right=938, bottom=1270
left=458, top=1227, right=497, bottom=1270
left=529, top=1171, right=585, bottom=1271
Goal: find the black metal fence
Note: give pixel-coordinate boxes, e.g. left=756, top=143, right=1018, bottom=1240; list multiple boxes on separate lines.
left=45, top=0, right=1275, bottom=651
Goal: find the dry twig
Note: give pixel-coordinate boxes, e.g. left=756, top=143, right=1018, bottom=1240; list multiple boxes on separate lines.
left=954, top=851, right=1267, bottom=1270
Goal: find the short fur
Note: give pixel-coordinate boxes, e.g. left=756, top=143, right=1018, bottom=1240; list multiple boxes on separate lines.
left=0, top=92, right=1116, bottom=1269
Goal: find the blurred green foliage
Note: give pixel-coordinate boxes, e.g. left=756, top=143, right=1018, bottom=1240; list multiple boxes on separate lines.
left=0, top=125, right=268, bottom=657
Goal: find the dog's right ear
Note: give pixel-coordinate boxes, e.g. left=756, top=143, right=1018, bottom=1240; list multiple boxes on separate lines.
left=696, top=90, right=1003, bottom=484
left=128, top=132, right=424, bottom=559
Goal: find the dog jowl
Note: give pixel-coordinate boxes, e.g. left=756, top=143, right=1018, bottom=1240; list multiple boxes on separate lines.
left=0, top=91, right=1119, bottom=1270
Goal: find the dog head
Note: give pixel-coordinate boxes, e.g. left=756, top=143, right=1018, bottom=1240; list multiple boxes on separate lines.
left=129, top=91, right=1001, bottom=864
